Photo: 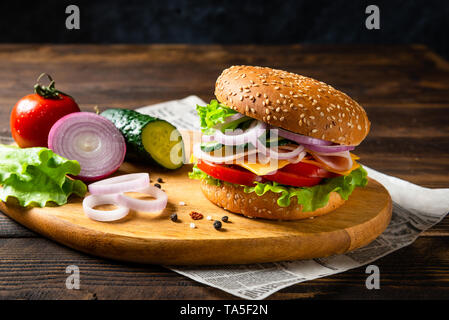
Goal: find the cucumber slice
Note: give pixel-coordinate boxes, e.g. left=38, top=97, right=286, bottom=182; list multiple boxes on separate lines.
left=200, top=141, right=223, bottom=152
left=142, top=120, right=184, bottom=169
left=100, top=108, right=184, bottom=169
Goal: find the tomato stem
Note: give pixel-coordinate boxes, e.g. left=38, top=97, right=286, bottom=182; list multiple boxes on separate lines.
left=34, top=73, right=72, bottom=99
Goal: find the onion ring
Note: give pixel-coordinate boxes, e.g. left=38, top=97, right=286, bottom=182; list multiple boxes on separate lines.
left=88, top=173, right=150, bottom=195
left=115, top=185, right=168, bottom=212
left=82, top=194, right=129, bottom=222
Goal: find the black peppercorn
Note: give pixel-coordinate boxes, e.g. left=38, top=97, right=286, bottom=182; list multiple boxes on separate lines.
left=157, top=177, right=164, bottom=183
left=221, top=216, right=229, bottom=223
left=154, top=183, right=161, bottom=189
left=170, top=213, right=178, bottom=222
left=213, top=220, right=222, bottom=230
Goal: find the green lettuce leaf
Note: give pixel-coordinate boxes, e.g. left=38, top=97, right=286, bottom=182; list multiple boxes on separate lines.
left=188, top=164, right=221, bottom=186
left=196, top=99, right=239, bottom=134
left=0, top=144, right=87, bottom=207
left=244, top=167, right=368, bottom=211
left=189, top=163, right=368, bottom=212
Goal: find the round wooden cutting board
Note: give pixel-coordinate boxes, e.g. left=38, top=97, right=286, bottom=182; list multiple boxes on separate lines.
left=0, top=162, right=392, bottom=265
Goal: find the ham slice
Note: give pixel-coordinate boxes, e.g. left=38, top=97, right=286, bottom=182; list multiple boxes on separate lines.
left=308, top=150, right=353, bottom=172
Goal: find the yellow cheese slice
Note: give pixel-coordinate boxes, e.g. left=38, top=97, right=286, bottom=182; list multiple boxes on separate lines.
left=238, top=160, right=291, bottom=176
left=192, top=152, right=360, bottom=177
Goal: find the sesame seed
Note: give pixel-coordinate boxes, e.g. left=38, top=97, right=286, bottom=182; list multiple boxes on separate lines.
left=280, top=117, right=285, bottom=121
left=207, top=215, right=212, bottom=221
left=179, top=201, right=186, bottom=206
left=312, top=129, right=318, bottom=133
left=190, top=223, right=196, bottom=229
left=275, top=86, right=280, bottom=90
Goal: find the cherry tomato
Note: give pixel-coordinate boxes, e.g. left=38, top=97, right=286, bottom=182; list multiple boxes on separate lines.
left=281, top=161, right=335, bottom=178
left=262, top=170, right=322, bottom=187
left=197, top=159, right=261, bottom=186
left=10, top=74, right=80, bottom=148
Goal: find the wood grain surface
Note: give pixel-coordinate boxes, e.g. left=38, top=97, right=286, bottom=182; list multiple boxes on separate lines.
left=0, top=160, right=392, bottom=265
left=0, top=44, right=448, bottom=299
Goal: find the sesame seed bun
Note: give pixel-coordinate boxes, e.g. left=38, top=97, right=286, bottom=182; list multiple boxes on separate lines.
left=200, top=180, right=346, bottom=220
left=215, top=65, right=370, bottom=146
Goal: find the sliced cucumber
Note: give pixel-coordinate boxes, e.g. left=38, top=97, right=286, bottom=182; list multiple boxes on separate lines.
left=200, top=141, right=223, bottom=152
left=100, top=108, right=184, bottom=169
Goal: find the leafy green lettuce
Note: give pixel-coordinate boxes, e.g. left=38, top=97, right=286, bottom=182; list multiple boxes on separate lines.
left=188, top=164, right=221, bottom=186
left=0, top=144, right=87, bottom=207
left=189, top=164, right=368, bottom=212
left=196, top=100, right=240, bottom=134
left=244, top=167, right=368, bottom=212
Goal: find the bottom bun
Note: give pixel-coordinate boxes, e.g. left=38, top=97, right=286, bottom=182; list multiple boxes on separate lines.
left=200, top=180, right=346, bottom=220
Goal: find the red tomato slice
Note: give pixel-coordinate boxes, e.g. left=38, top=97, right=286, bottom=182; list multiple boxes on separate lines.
left=197, top=159, right=261, bottom=186
left=197, top=159, right=323, bottom=188
left=262, top=170, right=322, bottom=187
left=281, top=161, right=335, bottom=178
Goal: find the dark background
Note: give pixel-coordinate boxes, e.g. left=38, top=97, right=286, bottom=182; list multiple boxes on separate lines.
left=1, top=0, right=449, bottom=59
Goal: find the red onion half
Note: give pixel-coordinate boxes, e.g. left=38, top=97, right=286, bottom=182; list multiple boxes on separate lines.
left=48, top=112, right=126, bottom=182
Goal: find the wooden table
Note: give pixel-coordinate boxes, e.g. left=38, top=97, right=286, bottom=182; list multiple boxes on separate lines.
left=0, top=44, right=448, bottom=299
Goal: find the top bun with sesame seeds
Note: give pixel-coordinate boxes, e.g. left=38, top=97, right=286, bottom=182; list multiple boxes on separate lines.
left=214, top=65, right=370, bottom=146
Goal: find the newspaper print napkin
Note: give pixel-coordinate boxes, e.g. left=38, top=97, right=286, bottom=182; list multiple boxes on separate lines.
left=137, top=96, right=449, bottom=300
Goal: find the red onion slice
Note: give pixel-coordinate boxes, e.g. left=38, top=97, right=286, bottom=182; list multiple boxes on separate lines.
left=88, top=173, right=150, bottom=195
left=277, top=128, right=332, bottom=146
left=289, top=151, right=307, bottom=164
left=215, top=113, right=246, bottom=129
left=115, top=185, right=168, bottom=212
left=193, top=143, right=258, bottom=164
left=268, top=144, right=305, bottom=159
left=203, top=120, right=267, bottom=146
left=303, top=143, right=355, bottom=153
left=48, top=112, right=126, bottom=182
left=83, top=194, right=129, bottom=222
